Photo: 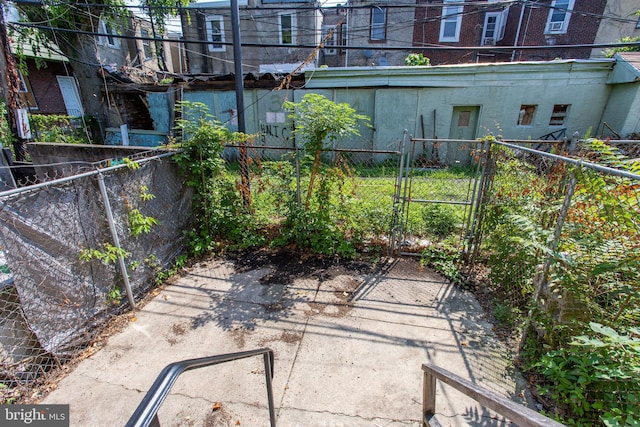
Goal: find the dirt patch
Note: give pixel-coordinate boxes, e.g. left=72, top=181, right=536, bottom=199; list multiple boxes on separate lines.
left=229, top=249, right=376, bottom=285
left=166, top=321, right=190, bottom=346
left=202, top=402, right=235, bottom=427
left=231, top=328, right=249, bottom=348
left=259, top=330, right=303, bottom=347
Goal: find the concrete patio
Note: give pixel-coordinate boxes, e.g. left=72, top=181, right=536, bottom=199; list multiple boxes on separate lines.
left=42, top=254, right=530, bottom=426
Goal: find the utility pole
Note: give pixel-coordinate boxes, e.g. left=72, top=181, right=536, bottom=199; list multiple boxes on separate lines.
left=230, top=0, right=250, bottom=205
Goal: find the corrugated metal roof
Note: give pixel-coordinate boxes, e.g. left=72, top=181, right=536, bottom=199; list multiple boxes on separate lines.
left=618, top=52, right=640, bottom=74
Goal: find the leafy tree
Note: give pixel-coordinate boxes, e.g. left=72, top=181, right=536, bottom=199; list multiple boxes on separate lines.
left=283, top=93, right=369, bottom=208
left=11, top=0, right=187, bottom=118
left=604, top=36, right=640, bottom=57
left=404, top=53, right=430, bottom=66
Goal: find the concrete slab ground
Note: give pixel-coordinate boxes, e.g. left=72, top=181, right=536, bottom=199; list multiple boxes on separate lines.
left=41, top=254, right=531, bottom=426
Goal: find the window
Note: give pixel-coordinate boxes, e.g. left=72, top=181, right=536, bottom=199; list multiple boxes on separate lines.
left=545, top=0, right=574, bottom=34
left=549, top=104, right=569, bottom=126
left=482, top=8, right=509, bottom=45
left=439, top=1, right=462, bottom=42
left=483, top=14, right=498, bottom=45
left=18, top=70, right=28, bottom=93
left=140, top=29, right=153, bottom=59
left=206, top=15, right=225, bottom=52
left=17, top=71, right=37, bottom=110
left=322, top=25, right=337, bottom=55
left=370, top=7, right=387, bottom=42
left=98, top=18, right=119, bottom=48
left=458, top=111, right=471, bottom=127
left=339, top=23, right=348, bottom=53
left=518, top=105, right=536, bottom=126
left=279, top=12, right=296, bottom=45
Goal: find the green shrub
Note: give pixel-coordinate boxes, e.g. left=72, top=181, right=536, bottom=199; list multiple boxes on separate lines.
left=535, top=323, right=640, bottom=426
left=30, top=114, right=92, bottom=144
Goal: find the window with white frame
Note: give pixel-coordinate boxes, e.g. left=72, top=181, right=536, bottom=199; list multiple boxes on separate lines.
left=545, top=0, right=574, bottom=34
left=98, top=18, right=119, bottom=48
left=206, top=15, right=225, bottom=52
left=140, top=29, right=153, bottom=59
left=279, top=12, right=296, bottom=45
left=370, top=6, right=387, bottom=42
left=439, top=0, right=463, bottom=42
left=322, top=25, right=337, bottom=55
left=482, top=8, right=509, bottom=45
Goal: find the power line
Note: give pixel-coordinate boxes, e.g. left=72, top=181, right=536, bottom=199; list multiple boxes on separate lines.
left=11, top=20, right=640, bottom=53
left=11, top=0, right=640, bottom=26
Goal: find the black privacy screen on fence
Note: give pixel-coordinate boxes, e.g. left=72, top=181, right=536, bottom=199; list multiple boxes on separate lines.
left=0, top=154, right=190, bottom=384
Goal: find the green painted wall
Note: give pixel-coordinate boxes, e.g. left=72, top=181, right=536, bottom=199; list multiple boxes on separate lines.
left=182, top=59, right=640, bottom=164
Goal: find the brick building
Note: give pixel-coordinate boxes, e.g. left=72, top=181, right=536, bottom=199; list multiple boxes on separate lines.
left=181, top=0, right=321, bottom=75
left=411, top=0, right=607, bottom=65
left=503, top=0, right=607, bottom=62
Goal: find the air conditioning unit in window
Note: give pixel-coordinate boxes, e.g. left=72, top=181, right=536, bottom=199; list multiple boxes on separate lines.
left=483, top=37, right=495, bottom=46
left=548, top=21, right=564, bottom=32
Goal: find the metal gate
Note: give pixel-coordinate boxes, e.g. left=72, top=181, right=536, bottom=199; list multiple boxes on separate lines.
left=391, top=133, right=487, bottom=256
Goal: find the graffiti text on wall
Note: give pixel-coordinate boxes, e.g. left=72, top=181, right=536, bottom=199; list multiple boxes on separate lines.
left=259, top=112, right=291, bottom=145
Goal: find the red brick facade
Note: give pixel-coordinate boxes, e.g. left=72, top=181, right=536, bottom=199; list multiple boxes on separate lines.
left=502, top=0, right=606, bottom=62
left=21, top=59, right=71, bottom=115
left=412, top=0, right=607, bottom=65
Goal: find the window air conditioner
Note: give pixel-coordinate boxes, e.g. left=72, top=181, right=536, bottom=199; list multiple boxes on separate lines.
left=483, top=37, right=495, bottom=46
left=548, top=21, right=564, bottom=32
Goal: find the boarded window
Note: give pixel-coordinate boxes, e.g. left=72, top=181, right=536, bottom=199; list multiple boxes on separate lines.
left=518, top=105, right=536, bottom=126
left=549, top=104, right=569, bottom=126
left=458, top=111, right=471, bottom=127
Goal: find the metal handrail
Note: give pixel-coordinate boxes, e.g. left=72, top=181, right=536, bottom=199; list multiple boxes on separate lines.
left=126, top=348, right=276, bottom=427
left=422, top=363, right=565, bottom=427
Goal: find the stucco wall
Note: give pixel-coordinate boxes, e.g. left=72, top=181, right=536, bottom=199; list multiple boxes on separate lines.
left=182, top=60, right=629, bottom=164
left=183, top=0, right=320, bottom=75
left=601, top=83, right=640, bottom=138
left=591, top=0, right=640, bottom=58
left=345, top=1, right=415, bottom=67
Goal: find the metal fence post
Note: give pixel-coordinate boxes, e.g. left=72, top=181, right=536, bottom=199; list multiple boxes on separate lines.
left=97, top=172, right=136, bottom=310
left=518, top=168, right=578, bottom=352
left=533, top=169, right=578, bottom=301
left=466, top=138, right=495, bottom=265
left=390, top=130, right=408, bottom=255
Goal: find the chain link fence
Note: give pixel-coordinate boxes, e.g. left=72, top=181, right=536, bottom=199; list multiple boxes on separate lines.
left=469, top=139, right=640, bottom=330
left=0, top=152, right=190, bottom=398
left=224, top=143, right=404, bottom=252
left=467, top=138, right=640, bottom=424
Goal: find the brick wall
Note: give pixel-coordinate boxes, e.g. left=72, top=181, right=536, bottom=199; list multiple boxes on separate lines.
left=25, top=59, right=71, bottom=115
left=413, top=2, right=501, bottom=65
left=502, top=0, right=607, bottom=62
left=413, top=0, right=607, bottom=64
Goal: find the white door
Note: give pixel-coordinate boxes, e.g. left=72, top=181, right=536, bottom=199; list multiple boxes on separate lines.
left=56, top=76, right=85, bottom=117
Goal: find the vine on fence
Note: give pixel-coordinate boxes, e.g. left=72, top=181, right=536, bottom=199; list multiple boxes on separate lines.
left=475, top=138, right=640, bottom=426
left=173, top=101, right=261, bottom=255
